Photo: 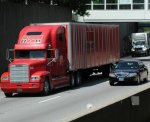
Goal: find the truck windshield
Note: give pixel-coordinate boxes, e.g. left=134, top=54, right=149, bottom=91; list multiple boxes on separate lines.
left=133, top=41, right=145, bottom=46
left=15, top=50, right=45, bottom=59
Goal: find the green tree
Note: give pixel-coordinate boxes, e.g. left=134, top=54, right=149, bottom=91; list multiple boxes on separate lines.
left=53, top=0, right=91, bottom=16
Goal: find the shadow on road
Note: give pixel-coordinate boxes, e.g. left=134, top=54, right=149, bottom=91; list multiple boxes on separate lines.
left=113, top=80, right=150, bottom=86
left=10, top=74, right=108, bottom=98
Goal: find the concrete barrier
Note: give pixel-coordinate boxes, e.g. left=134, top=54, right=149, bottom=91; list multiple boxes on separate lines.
left=73, top=89, right=150, bottom=122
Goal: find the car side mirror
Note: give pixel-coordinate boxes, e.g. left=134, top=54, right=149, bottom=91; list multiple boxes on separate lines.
left=139, top=65, right=145, bottom=71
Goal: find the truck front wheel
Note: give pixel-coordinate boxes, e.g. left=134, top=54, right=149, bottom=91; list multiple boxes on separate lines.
left=42, top=78, right=50, bottom=96
left=4, top=93, right=13, bottom=97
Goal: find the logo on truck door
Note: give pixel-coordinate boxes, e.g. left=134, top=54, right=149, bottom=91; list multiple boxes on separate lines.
left=20, top=35, right=43, bottom=44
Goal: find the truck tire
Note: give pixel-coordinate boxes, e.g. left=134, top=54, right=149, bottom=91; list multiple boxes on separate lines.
left=132, top=54, right=135, bottom=57
left=76, top=71, right=81, bottom=87
left=42, top=78, right=50, bottom=96
left=70, top=73, right=75, bottom=87
left=4, top=93, right=13, bottom=97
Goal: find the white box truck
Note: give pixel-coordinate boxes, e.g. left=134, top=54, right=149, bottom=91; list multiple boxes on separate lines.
left=131, top=32, right=150, bottom=57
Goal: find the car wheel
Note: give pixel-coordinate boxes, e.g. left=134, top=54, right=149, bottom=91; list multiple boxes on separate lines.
left=144, top=72, right=148, bottom=82
left=4, top=93, right=13, bottom=97
left=42, top=78, right=50, bottom=96
left=109, top=81, right=115, bottom=86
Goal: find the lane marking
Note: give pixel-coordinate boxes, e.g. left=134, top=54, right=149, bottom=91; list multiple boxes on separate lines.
left=38, top=96, right=61, bottom=104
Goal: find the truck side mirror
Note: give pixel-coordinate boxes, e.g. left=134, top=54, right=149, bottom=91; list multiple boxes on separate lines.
left=6, top=49, right=14, bottom=62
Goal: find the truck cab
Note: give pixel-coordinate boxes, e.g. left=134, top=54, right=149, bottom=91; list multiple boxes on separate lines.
left=1, top=25, right=70, bottom=97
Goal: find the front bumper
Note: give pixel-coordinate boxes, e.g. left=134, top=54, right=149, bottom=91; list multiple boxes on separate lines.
left=0, top=82, right=43, bottom=93
left=109, top=76, right=138, bottom=84
left=131, top=50, right=147, bottom=55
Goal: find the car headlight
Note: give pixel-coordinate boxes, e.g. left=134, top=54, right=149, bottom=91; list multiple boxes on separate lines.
left=1, top=76, right=8, bottom=81
left=127, top=73, right=137, bottom=77
left=109, top=73, right=116, bottom=77
left=31, top=76, right=40, bottom=81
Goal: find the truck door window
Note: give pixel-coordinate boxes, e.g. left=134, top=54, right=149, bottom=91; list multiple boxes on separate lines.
left=47, top=50, right=51, bottom=58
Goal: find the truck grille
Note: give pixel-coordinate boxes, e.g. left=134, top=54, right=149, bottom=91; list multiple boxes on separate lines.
left=10, top=65, right=29, bottom=83
left=135, top=48, right=142, bottom=51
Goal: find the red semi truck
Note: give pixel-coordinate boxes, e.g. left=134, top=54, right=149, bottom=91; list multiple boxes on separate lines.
left=1, top=22, right=120, bottom=97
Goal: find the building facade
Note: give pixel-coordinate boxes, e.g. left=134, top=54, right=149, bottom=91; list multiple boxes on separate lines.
left=78, top=0, right=150, bottom=22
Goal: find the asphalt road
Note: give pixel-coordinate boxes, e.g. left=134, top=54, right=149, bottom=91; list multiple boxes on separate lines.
left=0, top=56, right=150, bottom=122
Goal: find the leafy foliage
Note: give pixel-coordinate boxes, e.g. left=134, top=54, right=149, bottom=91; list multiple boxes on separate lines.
left=53, top=0, right=91, bottom=16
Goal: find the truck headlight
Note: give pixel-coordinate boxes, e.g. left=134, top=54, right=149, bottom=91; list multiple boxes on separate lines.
left=31, top=76, right=40, bottom=81
left=127, top=73, right=137, bottom=77
left=143, top=47, right=147, bottom=51
left=131, top=48, right=135, bottom=51
left=1, top=76, right=8, bottom=81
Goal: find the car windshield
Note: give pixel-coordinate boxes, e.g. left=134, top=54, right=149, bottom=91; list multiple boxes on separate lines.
left=15, top=50, right=45, bottom=59
left=115, top=61, right=139, bottom=69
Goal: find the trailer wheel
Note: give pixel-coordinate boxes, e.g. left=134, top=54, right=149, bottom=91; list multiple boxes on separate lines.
left=4, top=93, right=13, bottom=97
left=76, top=72, right=81, bottom=87
left=42, top=78, right=50, bottom=96
left=70, top=73, right=75, bottom=87
left=132, top=54, right=135, bottom=57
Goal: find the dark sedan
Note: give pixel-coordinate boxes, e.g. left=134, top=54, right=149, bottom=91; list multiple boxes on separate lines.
left=109, top=60, right=148, bottom=85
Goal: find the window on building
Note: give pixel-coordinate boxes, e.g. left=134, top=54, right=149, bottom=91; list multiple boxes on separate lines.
left=106, top=0, right=117, bottom=3
left=106, top=0, right=118, bottom=10
left=85, top=1, right=92, bottom=10
left=148, top=0, right=150, bottom=9
left=119, top=0, right=131, bottom=10
left=133, top=0, right=144, bottom=9
left=93, top=0, right=104, bottom=10
left=119, top=5, right=131, bottom=9
left=86, top=4, right=92, bottom=10
left=133, top=0, right=144, bottom=3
